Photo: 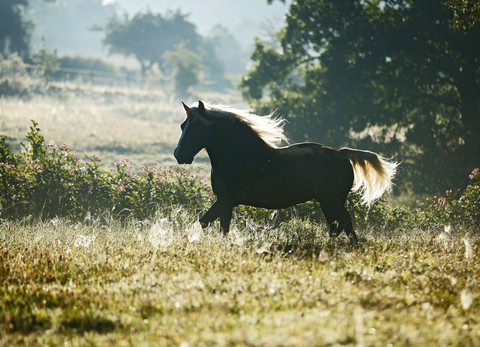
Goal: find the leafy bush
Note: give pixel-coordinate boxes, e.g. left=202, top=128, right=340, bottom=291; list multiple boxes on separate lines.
left=414, top=168, right=480, bottom=228
left=0, top=121, right=212, bottom=220
left=1, top=121, right=479, bottom=231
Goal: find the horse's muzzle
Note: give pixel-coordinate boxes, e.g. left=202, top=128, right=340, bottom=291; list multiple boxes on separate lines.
left=174, top=148, right=193, bottom=164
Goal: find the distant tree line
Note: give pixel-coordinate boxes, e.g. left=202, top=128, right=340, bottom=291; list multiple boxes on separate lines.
left=1, top=1, right=239, bottom=95
left=243, top=0, right=480, bottom=194
left=96, top=10, right=231, bottom=95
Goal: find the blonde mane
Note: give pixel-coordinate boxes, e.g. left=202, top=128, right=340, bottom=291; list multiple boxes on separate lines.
left=200, top=103, right=289, bottom=148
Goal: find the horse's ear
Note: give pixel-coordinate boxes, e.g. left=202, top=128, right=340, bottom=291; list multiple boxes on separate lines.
left=182, top=101, right=190, bottom=114
left=198, top=100, right=205, bottom=114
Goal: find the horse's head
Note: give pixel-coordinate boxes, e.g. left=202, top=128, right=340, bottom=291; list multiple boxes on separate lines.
left=174, top=101, right=212, bottom=164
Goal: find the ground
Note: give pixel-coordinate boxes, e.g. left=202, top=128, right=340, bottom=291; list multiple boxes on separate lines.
left=1, top=218, right=479, bottom=345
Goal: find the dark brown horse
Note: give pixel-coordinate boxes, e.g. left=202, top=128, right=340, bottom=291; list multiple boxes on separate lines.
left=174, top=101, right=397, bottom=242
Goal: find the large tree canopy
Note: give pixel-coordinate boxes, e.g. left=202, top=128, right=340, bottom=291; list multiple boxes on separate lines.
left=241, top=0, right=480, bottom=193
left=101, top=10, right=198, bottom=75
left=0, top=0, right=56, bottom=58
left=0, top=0, right=33, bottom=57
left=99, top=9, right=226, bottom=86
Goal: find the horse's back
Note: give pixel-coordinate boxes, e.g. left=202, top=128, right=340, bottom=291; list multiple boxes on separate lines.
left=279, top=142, right=352, bottom=172
left=223, top=142, right=354, bottom=209
left=277, top=142, right=354, bottom=198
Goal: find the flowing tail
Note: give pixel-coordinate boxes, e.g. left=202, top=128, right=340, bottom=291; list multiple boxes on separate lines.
left=340, top=148, right=398, bottom=205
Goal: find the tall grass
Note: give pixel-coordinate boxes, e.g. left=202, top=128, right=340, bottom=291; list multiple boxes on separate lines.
left=1, top=216, right=479, bottom=345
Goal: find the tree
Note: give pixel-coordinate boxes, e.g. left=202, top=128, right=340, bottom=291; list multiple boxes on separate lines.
left=209, top=24, right=248, bottom=75
left=33, top=37, right=59, bottom=85
left=445, top=0, right=480, bottom=29
left=100, top=10, right=199, bottom=76
left=240, top=0, right=480, bottom=194
left=164, top=43, right=201, bottom=97
left=0, top=0, right=57, bottom=58
left=0, top=0, right=33, bottom=57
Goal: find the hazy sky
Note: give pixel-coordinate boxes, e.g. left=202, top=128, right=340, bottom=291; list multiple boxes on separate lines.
left=104, top=0, right=291, bottom=47
left=103, top=0, right=290, bottom=35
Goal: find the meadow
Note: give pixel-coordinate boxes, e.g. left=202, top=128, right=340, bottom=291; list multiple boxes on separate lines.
left=0, top=82, right=244, bottom=174
left=1, top=84, right=479, bottom=346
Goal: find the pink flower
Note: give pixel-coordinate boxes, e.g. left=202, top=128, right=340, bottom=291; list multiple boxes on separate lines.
left=469, top=168, right=479, bottom=180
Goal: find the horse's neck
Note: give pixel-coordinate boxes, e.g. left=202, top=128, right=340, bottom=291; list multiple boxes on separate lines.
left=206, top=124, right=270, bottom=173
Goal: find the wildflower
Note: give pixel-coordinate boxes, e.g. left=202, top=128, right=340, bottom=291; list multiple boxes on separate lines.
left=92, top=153, right=103, bottom=162
left=468, top=168, right=479, bottom=180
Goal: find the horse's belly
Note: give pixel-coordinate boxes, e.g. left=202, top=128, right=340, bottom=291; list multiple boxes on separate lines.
left=231, top=173, right=315, bottom=209
left=240, top=195, right=312, bottom=209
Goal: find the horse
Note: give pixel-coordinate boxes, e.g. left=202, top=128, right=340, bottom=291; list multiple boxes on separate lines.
left=174, top=101, right=398, bottom=242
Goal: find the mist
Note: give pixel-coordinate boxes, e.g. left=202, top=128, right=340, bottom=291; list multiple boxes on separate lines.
left=28, top=0, right=290, bottom=69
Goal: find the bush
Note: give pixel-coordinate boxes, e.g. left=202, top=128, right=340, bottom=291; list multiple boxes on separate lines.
left=1, top=121, right=479, bottom=231
left=0, top=121, right=212, bottom=220
left=414, top=168, right=480, bottom=228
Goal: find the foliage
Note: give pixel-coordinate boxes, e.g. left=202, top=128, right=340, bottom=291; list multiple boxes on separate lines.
left=0, top=53, right=30, bottom=96
left=163, top=44, right=201, bottom=97
left=209, top=24, right=249, bottom=76
left=99, top=10, right=195, bottom=76
left=445, top=0, right=480, bottom=29
left=415, top=168, right=480, bottom=227
left=0, top=0, right=32, bottom=58
left=0, top=0, right=56, bottom=58
left=242, top=0, right=480, bottom=194
left=57, top=56, right=118, bottom=75
left=0, top=121, right=212, bottom=220
left=1, top=121, right=479, bottom=231
left=98, top=9, right=229, bottom=90
left=32, top=37, right=59, bottom=85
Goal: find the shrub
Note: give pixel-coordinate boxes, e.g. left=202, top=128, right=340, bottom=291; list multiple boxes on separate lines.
left=1, top=121, right=479, bottom=231
left=414, top=168, right=480, bottom=228
left=0, top=121, right=212, bottom=220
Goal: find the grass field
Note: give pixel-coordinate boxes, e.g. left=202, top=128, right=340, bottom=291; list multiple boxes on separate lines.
left=1, top=217, right=479, bottom=346
left=0, top=83, right=245, bottom=175
left=1, top=85, right=479, bottom=345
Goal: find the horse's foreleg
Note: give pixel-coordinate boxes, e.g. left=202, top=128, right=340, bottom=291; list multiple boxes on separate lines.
left=199, top=199, right=234, bottom=235
left=220, top=205, right=233, bottom=235
left=199, top=200, right=223, bottom=228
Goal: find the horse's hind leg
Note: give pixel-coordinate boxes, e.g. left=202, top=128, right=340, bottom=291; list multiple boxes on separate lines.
left=319, top=201, right=358, bottom=242
left=340, top=206, right=358, bottom=243
left=321, top=205, right=343, bottom=238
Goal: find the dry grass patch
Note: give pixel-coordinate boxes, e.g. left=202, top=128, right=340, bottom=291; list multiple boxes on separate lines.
left=1, top=216, right=479, bottom=346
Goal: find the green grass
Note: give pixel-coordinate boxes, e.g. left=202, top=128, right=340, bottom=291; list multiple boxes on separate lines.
left=1, top=215, right=479, bottom=346
left=0, top=82, right=244, bottom=176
